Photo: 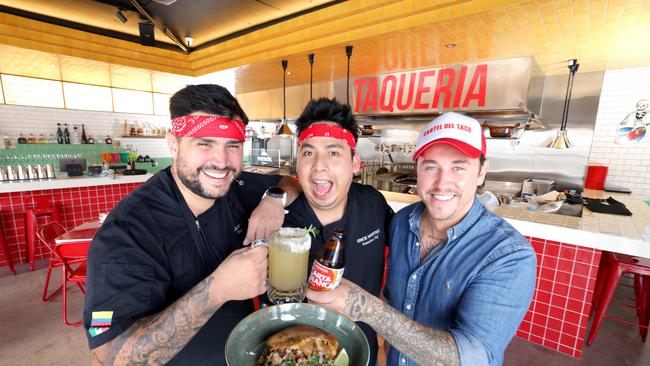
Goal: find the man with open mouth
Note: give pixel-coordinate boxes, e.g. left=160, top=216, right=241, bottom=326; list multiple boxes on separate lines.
left=84, top=84, right=300, bottom=365
left=281, top=97, right=394, bottom=366
left=308, top=112, right=536, bottom=366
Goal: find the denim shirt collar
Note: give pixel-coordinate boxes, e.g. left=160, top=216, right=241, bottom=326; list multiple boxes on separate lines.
left=408, top=196, right=484, bottom=242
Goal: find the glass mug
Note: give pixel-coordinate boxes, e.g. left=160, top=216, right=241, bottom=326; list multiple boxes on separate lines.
left=265, top=228, right=311, bottom=304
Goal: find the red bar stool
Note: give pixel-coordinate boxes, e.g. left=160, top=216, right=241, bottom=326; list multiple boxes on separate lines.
left=587, top=251, right=650, bottom=345
left=0, top=219, right=17, bottom=275
left=24, top=195, right=60, bottom=271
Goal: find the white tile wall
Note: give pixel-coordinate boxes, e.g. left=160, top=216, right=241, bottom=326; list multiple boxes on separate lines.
left=590, top=67, right=650, bottom=199
left=0, top=104, right=171, bottom=157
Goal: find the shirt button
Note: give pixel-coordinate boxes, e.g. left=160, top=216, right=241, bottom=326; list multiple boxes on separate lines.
left=415, top=241, right=420, bottom=247
left=406, top=304, right=412, bottom=310
left=401, top=358, right=406, bottom=364
left=412, top=274, right=417, bottom=280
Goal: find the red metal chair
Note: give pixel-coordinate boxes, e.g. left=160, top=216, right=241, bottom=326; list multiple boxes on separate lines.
left=0, top=219, right=16, bottom=275
left=36, top=222, right=67, bottom=301
left=25, top=195, right=60, bottom=271
left=587, top=251, right=650, bottom=345
left=36, top=222, right=88, bottom=326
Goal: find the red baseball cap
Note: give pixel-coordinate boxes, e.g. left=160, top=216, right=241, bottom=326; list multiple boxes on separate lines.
left=413, top=112, right=486, bottom=160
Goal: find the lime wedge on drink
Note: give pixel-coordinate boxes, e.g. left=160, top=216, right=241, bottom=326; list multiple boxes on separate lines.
left=333, top=348, right=349, bottom=366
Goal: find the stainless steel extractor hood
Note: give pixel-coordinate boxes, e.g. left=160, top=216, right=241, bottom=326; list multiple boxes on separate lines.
left=237, top=56, right=544, bottom=121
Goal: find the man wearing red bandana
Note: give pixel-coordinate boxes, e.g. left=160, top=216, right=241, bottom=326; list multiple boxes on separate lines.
left=281, top=98, right=394, bottom=365
left=85, top=84, right=300, bottom=365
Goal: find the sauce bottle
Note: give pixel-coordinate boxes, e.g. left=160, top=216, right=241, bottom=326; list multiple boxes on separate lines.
left=308, top=229, right=346, bottom=291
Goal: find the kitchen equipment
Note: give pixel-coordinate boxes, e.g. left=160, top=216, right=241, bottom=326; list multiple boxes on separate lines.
left=25, top=164, right=37, bottom=180
left=482, top=122, right=521, bottom=138
left=123, top=169, right=147, bottom=175
left=59, top=158, right=87, bottom=172
left=88, top=165, right=102, bottom=176
left=549, top=59, right=579, bottom=149
left=36, top=164, right=45, bottom=179
left=361, top=124, right=374, bottom=135
left=522, top=179, right=555, bottom=199
left=44, top=164, right=55, bottom=179
left=225, top=303, right=370, bottom=366
left=5, top=166, right=16, bottom=181
left=16, top=165, right=27, bottom=180
left=66, top=164, right=83, bottom=177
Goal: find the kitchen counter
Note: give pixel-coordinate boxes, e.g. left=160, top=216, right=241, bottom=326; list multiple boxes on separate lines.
left=381, top=189, right=650, bottom=259
left=0, top=173, right=154, bottom=193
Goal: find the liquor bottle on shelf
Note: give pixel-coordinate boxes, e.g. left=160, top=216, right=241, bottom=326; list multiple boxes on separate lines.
left=63, top=124, right=71, bottom=144
left=72, top=125, right=80, bottom=144
left=87, top=135, right=95, bottom=144
left=48, top=133, right=57, bottom=144
left=28, top=133, right=37, bottom=144
left=81, top=124, right=88, bottom=144
left=143, top=122, right=152, bottom=136
left=56, top=123, right=64, bottom=144
left=38, top=134, right=48, bottom=144
left=136, top=122, right=143, bottom=136
left=123, top=120, right=129, bottom=136
left=105, top=135, right=113, bottom=144
left=17, top=133, right=27, bottom=144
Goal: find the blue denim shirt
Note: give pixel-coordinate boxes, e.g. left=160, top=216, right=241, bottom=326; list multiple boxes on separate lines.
left=385, top=198, right=536, bottom=366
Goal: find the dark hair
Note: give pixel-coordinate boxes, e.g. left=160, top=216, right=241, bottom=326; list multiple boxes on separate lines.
left=295, top=98, right=358, bottom=141
left=169, top=84, right=248, bottom=124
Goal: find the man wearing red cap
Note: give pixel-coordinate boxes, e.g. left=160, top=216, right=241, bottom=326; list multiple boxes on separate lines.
left=308, top=112, right=536, bottom=365
left=85, top=84, right=299, bottom=365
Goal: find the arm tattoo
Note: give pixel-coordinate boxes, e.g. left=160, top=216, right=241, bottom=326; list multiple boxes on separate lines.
left=93, top=274, right=220, bottom=365
left=344, top=287, right=460, bottom=366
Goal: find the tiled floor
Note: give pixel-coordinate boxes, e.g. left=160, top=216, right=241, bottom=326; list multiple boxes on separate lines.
left=1, top=261, right=649, bottom=366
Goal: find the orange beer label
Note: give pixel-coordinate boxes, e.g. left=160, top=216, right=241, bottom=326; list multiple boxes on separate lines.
left=308, top=261, right=344, bottom=291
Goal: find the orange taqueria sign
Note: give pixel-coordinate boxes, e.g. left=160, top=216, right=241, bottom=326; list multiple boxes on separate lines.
left=351, top=57, right=538, bottom=115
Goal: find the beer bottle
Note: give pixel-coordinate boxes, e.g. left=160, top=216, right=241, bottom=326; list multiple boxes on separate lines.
left=308, top=229, right=345, bottom=291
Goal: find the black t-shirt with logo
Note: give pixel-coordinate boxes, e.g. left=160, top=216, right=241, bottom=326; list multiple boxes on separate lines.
left=83, top=167, right=280, bottom=365
left=283, top=183, right=394, bottom=366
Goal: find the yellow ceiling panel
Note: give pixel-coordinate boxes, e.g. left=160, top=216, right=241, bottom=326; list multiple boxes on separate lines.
left=0, top=44, right=59, bottom=79
left=110, top=64, right=152, bottom=92
left=60, top=55, right=111, bottom=86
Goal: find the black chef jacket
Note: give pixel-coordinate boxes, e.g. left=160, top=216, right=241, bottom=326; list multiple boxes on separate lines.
left=283, top=183, right=394, bottom=366
left=83, top=167, right=280, bottom=365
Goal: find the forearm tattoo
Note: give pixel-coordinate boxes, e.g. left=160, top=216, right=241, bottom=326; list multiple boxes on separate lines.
left=91, top=275, right=217, bottom=365
left=344, top=287, right=460, bottom=366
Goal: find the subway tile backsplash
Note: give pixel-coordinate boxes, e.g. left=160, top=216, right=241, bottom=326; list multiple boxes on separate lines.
left=0, top=104, right=171, bottom=158
left=590, top=67, right=650, bottom=199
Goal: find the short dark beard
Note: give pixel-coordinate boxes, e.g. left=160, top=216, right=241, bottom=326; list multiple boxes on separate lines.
left=176, top=164, right=238, bottom=199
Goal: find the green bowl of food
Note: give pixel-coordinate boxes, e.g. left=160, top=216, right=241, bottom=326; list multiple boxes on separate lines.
left=225, top=303, right=369, bottom=366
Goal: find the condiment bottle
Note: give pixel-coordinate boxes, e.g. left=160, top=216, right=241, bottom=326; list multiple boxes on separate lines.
left=308, top=229, right=346, bottom=291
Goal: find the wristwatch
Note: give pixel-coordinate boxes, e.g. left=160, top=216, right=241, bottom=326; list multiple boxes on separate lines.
left=262, top=186, right=287, bottom=207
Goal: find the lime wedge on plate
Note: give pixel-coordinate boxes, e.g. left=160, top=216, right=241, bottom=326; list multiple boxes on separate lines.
left=333, top=348, right=349, bottom=366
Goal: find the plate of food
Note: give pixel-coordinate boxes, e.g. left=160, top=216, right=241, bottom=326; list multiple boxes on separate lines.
left=225, top=303, right=369, bottom=366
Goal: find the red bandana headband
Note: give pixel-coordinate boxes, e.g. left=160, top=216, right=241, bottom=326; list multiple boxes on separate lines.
left=298, top=124, right=356, bottom=150
left=171, top=115, right=246, bottom=141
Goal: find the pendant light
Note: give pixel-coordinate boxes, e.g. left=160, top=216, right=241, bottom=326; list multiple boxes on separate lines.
left=277, top=59, right=293, bottom=136
left=549, top=59, right=579, bottom=149
left=308, top=53, right=315, bottom=100
left=345, top=45, right=353, bottom=105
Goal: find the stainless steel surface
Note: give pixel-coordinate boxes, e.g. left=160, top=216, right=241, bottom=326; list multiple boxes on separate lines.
left=36, top=164, right=45, bottom=179
left=16, top=165, right=26, bottom=180
left=5, top=165, right=16, bottom=181
left=45, top=164, right=55, bottom=179
left=238, top=57, right=544, bottom=120
left=25, top=164, right=36, bottom=180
